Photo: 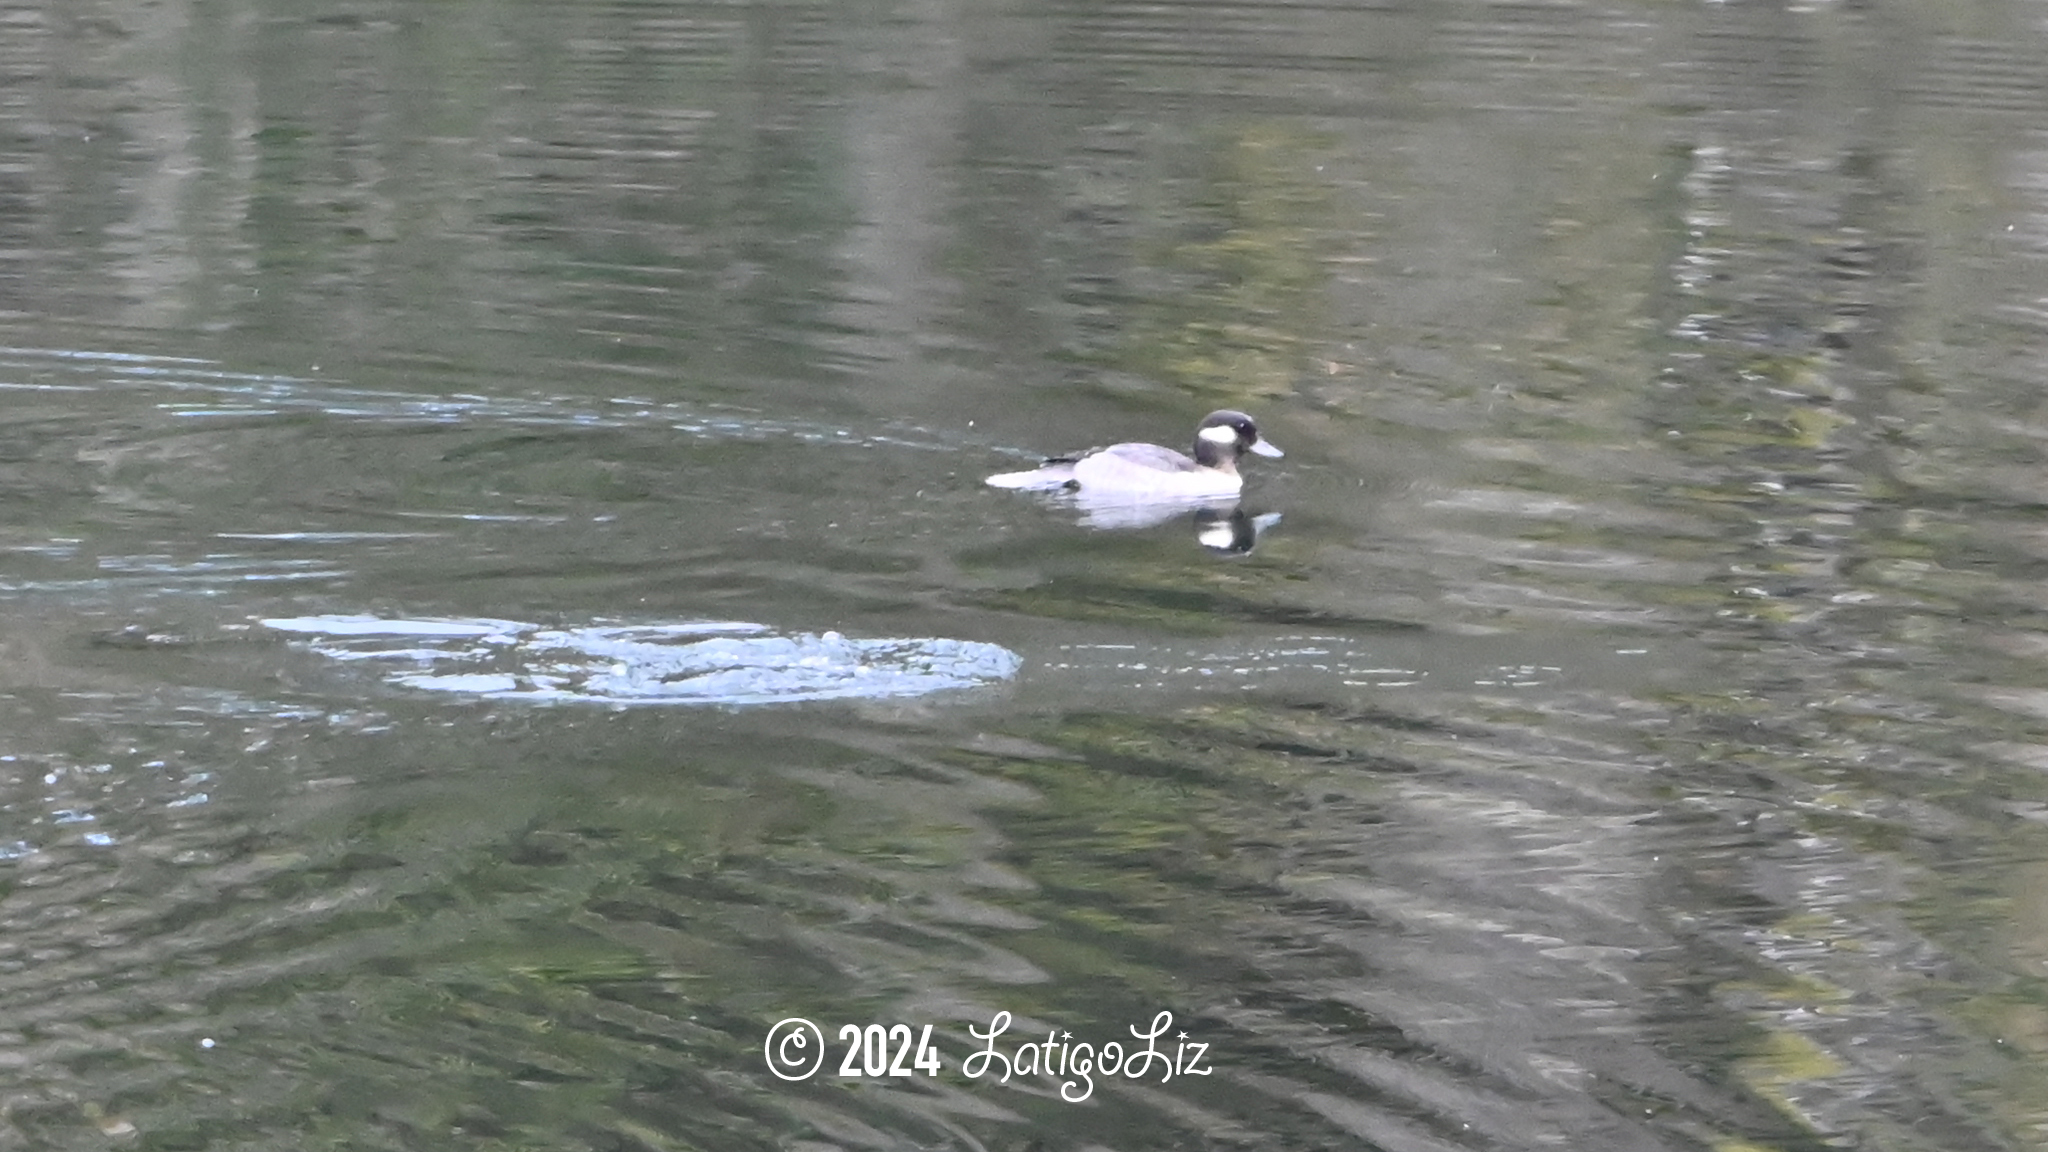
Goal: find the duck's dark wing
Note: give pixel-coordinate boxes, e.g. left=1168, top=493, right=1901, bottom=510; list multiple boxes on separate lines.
left=985, top=459, right=1079, bottom=490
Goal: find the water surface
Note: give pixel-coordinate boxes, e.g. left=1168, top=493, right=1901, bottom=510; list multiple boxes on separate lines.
left=1, top=1, right=2046, bottom=1149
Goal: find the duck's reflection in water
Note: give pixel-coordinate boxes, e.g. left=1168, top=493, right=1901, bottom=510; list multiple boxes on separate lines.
left=1192, top=506, right=1284, bottom=554
left=1066, top=491, right=1284, bottom=553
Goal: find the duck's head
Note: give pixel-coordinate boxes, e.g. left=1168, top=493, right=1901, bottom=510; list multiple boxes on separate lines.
left=1193, top=410, right=1285, bottom=468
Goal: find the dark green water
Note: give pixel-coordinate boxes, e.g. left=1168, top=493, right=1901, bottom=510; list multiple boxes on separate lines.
left=1, top=1, right=2046, bottom=1149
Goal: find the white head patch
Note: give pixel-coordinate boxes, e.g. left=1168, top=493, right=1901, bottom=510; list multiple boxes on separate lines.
left=1198, top=423, right=1240, bottom=445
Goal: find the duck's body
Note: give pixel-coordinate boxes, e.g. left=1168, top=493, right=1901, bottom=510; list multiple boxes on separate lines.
left=986, top=410, right=1282, bottom=498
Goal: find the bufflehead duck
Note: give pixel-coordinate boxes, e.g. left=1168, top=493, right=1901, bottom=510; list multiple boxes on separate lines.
left=986, top=410, right=1283, bottom=499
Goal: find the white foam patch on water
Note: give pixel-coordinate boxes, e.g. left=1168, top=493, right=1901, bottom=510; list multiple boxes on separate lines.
left=264, top=615, right=529, bottom=639
left=261, top=615, right=1021, bottom=705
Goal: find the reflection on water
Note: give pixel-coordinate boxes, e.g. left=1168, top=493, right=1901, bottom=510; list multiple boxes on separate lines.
left=1194, top=507, right=1283, bottom=553
left=0, top=0, right=2047, bottom=1149
left=1006, top=485, right=1287, bottom=551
